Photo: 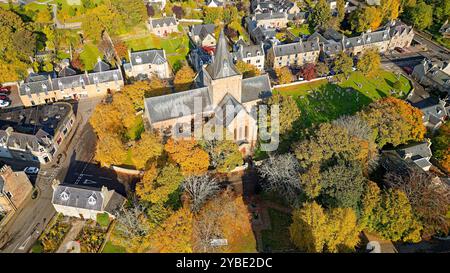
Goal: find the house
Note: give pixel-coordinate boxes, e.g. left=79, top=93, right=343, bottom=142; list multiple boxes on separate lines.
left=439, top=20, right=450, bottom=39
left=0, top=102, right=75, bottom=164
left=267, top=39, right=320, bottom=69
left=412, top=58, right=450, bottom=95
left=188, top=47, right=213, bottom=72
left=147, top=16, right=179, bottom=37
left=206, top=0, right=224, bottom=7
left=52, top=184, right=125, bottom=220
left=124, top=49, right=172, bottom=80
left=251, top=0, right=301, bottom=15
left=342, top=29, right=391, bottom=55
left=189, top=24, right=217, bottom=48
left=253, top=12, right=290, bottom=29
left=411, top=97, right=449, bottom=131
left=18, top=59, right=123, bottom=107
left=366, top=0, right=381, bottom=5
left=144, top=30, right=272, bottom=155
left=394, top=141, right=434, bottom=171
left=245, top=18, right=277, bottom=44
left=232, top=42, right=265, bottom=71
left=0, top=165, right=33, bottom=215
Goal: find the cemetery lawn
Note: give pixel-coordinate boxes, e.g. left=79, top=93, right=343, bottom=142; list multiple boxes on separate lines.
left=274, top=70, right=412, bottom=128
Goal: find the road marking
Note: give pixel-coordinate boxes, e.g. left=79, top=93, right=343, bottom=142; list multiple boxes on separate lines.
left=18, top=236, right=32, bottom=250
left=83, top=179, right=97, bottom=185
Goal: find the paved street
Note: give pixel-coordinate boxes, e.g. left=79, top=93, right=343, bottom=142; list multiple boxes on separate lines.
left=0, top=97, right=102, bottom=253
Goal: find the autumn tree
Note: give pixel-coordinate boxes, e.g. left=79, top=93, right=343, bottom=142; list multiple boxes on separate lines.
left=357, top=48, right=381, bottom=77
left=268, top=94, right=301, bottom=136
left=359, top=97, right=426, bottom=147
left=131, top=132, right=163, bottom=170
left=174, top=65, right=195, bottom=92
left=300, top=63, right=317, bottom=81
left=350, top=7, right=382, bottom=32
left=182, top=174, right=220, bottom=213
left=235, top=60, right=261, bottom=78
left=299, top=163, right=322, bottom=199
left=289, top=202, right=360, bottom=253
left=193, top=190, right=256, bottom=253
left=333, top=52, right=353, bottom=81
left=165, top=138, right=210, bottom=175
left=316, top=62, right=330, bottom=76
left=275, top=66, right=293, bottom=84
left=385, top=168, right=450, bottom=238
left=94, top=134, right=127, bottom=167
left=111, top=0, right=148, bottom=30
left=201, top=139, right=243, bottom=173
left=404, top=0, right=433, bottom=30
left=152, top=207, right=193, bottom=253
left=81, top=5, right=120, bottom=41
left=89, top=103, right=123, bottom=138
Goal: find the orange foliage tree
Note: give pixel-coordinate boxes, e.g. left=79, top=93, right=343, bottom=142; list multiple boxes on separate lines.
left=164, top=138, right=210, bottom=175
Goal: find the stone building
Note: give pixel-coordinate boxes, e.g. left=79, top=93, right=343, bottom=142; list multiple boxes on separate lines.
left=189, top=24, right=217, bottom=48
left=267, top=39, right=321, bottom=69
left=232, top=42, right=266, bottom=71
left=19, top=59, right=123, bottom=107
left=123, top=49, right=172, bottom=80
left=144, top=30, right=272, bottom=155
left=0, top=165, right=33, bottom=214
left=147, top=16, right=179, bottom=37
left=412, top=58, right=450, bottom=95
left=0, top=102, right=75, bottom=164
left=52, top=184, right=125, bottom=220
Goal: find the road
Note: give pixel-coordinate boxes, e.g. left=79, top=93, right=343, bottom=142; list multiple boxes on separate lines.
left=0, top=97, right=102, bottom=253
left=413, top=31, right=450, bottom=61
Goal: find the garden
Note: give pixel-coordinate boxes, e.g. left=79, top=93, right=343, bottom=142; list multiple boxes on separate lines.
left=32, top=214, right=71, bottom=253
left=76, top=220, right=109, bottom=253
left=261, top=208, right=295, bottom=252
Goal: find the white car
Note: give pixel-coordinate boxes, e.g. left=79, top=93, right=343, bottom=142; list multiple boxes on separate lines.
left=24, top=167, right=39, bottom=175
left=0, top=100, right=10, bottom=108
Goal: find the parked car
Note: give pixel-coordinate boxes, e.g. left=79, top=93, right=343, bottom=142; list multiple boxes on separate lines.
left=24, top=167, right=40, bottom=175
left=402, top=66, right=413, bottom=75
left=0, top=86, right=11, bottom=95
left=0, top=100, right=10, bottom=108
left=0, top=94, right=9, bottom=101
left=395, top=47, right=406, bottom=53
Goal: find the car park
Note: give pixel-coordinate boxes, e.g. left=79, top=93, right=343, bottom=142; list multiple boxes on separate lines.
left=0, top=86, right=11, bottom=95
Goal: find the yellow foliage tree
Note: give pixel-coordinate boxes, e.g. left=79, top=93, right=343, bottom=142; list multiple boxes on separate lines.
left=235, top=60, right=261, bottom=78
left=131, top=132, right=163, bottom=169
left=275, top=66, right=293, bottom=84
left=89, top=103, right=123, bottom=138
left=151, top=207, right=193, bottom=253
left=174, top=65, right=195, bottom=92
left=94, top=134, right=127, bottom=167
left=165, top=138, right=210, bottom=175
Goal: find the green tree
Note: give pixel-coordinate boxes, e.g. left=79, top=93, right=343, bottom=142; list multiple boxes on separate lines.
left=405, top=0, right=433, bottom=30
left=235, top=60, right=261, bottom=78
left=201, top=139, right=243, bottom=173
left=311, top=0, right=332, bottom=28
left=333, top=52, right=353, bottom=81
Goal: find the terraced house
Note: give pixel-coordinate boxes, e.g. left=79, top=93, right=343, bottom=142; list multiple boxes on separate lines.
left=267, top=39, right=321, bottom=69
left=124, top=49, right=172, bottom=80
left=232, top=42, right=265, bottom=71
left=0, top=102, right=75, bottom=164
left=18, top=59, right=123, bottom=107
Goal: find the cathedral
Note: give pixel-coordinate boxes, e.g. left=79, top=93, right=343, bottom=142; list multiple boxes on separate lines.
left=144, top=30, right=272, bottom=155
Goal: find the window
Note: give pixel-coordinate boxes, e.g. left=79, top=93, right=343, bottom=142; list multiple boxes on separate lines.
left=245, top=126, right=248, bottom=138
left=234, top=128, right=237, bottom=140
left=247, top=60, right=251, bottom=64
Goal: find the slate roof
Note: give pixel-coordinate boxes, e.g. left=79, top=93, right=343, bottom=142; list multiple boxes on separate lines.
left=144, top=87, right=211, bottom=123
left=93, top=59, right=111, bottom=72
left=272, top=40, right=320, bottom=57
left=190, top=24, right=216, bottom=37
left=241, top=74, right=272, bottom=103
left=129, top=49, right=167, bottom=66
left=58, top=67, right=77, bottom=77
left=232, top=43, right=264, bottom=60
left=395, top=142, right=432, bottom=160
left=149, top=16, right=177, bottom=28
left=205, top=30, right=240, bottom=79
left=411, top=97, right=448, bottom=123
left=255, top=12, right=286, bottom=21
left=343, top=29, right=390, bottom=49
left=52, top=184, right=106, bottom=211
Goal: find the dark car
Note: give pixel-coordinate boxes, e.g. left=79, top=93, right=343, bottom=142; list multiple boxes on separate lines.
left=402, top=66, right=413, bottom=74
left=0, top=94, right=9, bottom=101
left=395, top=47, right=406, bottom=53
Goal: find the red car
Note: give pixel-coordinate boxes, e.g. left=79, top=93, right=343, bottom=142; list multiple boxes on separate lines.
left=402, top=66, right=413, bottom=75
left=0, top=94, right=9, bottom=101
left=0, top=86, right=11, bottom=95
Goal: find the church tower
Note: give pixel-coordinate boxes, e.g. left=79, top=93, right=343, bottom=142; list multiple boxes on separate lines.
left=203, top=29, right=243, bottom=106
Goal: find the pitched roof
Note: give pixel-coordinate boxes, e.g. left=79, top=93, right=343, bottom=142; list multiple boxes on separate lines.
left=52, top=184, right=106, bottom=211
left=190, top=24, right=216, bottom=37
left=130, top=49, right=167, bottom=66
left=93, top=59, right=111, bottom=72
left=241, top=74, right=272, bottom=103
left=272, top=40, right=320, bottom=57
left=395, top=142, right=432, bottom=160
left=232, top=43, right=264, bottom=60
left=144, top=87, right=211, bottom=123
left=205, top=30, right=240, bottom=79
left=149, top=16, right=177, bottom=28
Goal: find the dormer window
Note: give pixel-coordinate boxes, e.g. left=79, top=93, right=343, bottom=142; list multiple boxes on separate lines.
left=257, top=51, right=260, bottom=56
left=135, top=56, right=142, bottom=64
left=60, top=191, right=69, bottom=201
left=247, top=52, right=251, bottom=57
left=88, top=193, right=97, bottom=206
left=357, top=38, right=361, bottom=44
left=367, top=36, right=371, bottom=42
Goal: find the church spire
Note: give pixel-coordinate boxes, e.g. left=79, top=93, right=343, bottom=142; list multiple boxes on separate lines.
left=205, top=29, right=239, bottom=80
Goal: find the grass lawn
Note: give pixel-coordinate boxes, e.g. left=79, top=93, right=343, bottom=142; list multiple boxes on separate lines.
left=80, top=43, right=101, bottom=71
left=261, top=208, right=295, bottom=252
left=125, top=33, right=190, bottom=67
left=288, top=24, right=311, bottom=37
left=102, top=241, right=127, bottom=253
left=275, top=70, right=412, bottom=128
